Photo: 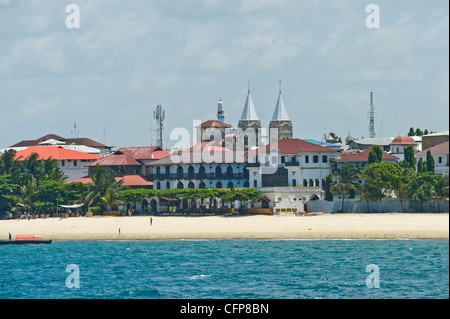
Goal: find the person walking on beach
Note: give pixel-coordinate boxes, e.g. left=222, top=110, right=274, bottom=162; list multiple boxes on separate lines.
left=9, top=233, right=11, bottom=241
left=118, top=228, right=121, bottom=236
left=150, top=217, right=152, bottom=226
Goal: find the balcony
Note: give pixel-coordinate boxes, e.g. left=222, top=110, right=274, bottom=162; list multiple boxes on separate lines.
left=284, top=162, right=300, bottom=167
left=152, top=173, right=248, bottom=180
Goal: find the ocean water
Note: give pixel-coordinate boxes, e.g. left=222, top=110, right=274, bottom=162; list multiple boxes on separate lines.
left=0, top=239, right=448, bottom=299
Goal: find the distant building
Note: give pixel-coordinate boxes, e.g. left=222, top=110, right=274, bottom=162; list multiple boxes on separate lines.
left=13, top=146, right=102, bottom=182
left=247, top=138, right=337, bottom=189
left=415, top=141, right=449, bottom=178
left=8, top=134, right=113, bottom=155
left=389, top=136, right=419, bottom=161
left=237, top=89, right=262, bottom=149
left=421, top=131, right=449, bottom=151
left=71, top=174, right=153, bottom=189
left=347, top=137, right=393, bottom=152
left=333, top=147, right=399, bottom=172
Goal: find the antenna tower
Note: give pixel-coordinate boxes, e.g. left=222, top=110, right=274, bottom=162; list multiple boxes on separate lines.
left=368, top=92, right=375, bottom=138
left=153, top=104, right=165, bottom=149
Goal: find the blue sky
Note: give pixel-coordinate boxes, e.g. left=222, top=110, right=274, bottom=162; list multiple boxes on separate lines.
left=0, top=0, right=448, bottom=149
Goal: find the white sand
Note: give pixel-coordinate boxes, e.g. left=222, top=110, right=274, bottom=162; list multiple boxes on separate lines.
left=0, top=213, right=448, bottom=241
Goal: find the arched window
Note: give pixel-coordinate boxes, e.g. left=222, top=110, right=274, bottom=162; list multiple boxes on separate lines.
left=156, top=182, right=161, bottom=190
left=177, top=166, right=184, bottom=179
left=156, top=166, right=161, bottom=176
left=188, top=166, right=195, bottom=178
left=227, top=181, right=234, bottom=189
left=198, top=165, right=206, bottom=178
left=226, top=166, right=233, bottom=179
left=166, top=181, right=170, bottom=189
left=243, top=181, right=250, bottom=188
left=188, top=181, right=195, bottom=189
left=177, top=181, right=184, bottom=189
left=199, top=181, right=206, bottom=189
left=216, top=181, right=223, bottom=188
left=215, top=166, right=222, bottom=178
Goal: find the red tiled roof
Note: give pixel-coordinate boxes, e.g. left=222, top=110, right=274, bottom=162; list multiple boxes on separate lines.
left=71, top=175, right=153, bottom=187
left=86, top=151, right=141, bottom=167
left=416, top=141, right=449, bottom=156
left=249, top=139, right=336, bottom=155
left=118, top=146, right=170, bottom=160
left=14, top=146, right=102, bottom=161
left=390, top=136, right=417, bottom=145
left=333, top=147, right=398, bottom=162
left=196, top=120, right=232, bottom=128
left=178, top=141, right=232, bottom=153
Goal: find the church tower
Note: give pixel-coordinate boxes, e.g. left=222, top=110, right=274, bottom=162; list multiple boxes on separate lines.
left=269, top=81, right=293, bottom=141
left=237, top=82, right=262, bottom=149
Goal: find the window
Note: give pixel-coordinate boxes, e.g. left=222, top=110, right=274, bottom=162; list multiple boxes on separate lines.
left=303, top=179, right=308, bottom=186
left=292, top=179, right=297, bottom=187
left=309, top=179, right=314, bottom=186
left=61, top=160, right=65, bottom=167
left=281, top=156, right=285, bottom=163
left=439, top=157, right=442, bottom=164
left=313, top=155, right=319, bottom=163
left=322, top=155, right=328, bottom=163
left=253, top=180, right=257, bottom=188
left=315, top=179, right=319, bottom=186
left=74, top=160, right=77, bottom=166
left=305, top=155, right=309, bottom=163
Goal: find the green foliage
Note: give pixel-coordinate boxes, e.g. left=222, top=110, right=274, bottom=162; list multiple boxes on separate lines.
left=408, top=127, right=415, bottom=136
left=324, top=173, right=334, bottom=201
left=331, top=163, right=361, bottom=212
left=426, top=150, right=435, bottom=173
left=368, top=145, right=383, bottom=165
left=400, top=145, right=416, bottom=170
left=417, top=158, right=424, bottom=173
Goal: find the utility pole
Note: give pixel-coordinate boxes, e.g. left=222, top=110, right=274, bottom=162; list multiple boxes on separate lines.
left=153, top=105, right=165, bottom=149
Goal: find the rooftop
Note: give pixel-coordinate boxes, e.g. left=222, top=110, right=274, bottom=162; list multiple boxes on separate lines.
left=250, top=138, right=336, bottom=156
left=416, top=141, right=449, bottom=156
left=14, top=146, right=102, bottom=161
left=333, top=147, right=399, bottom=162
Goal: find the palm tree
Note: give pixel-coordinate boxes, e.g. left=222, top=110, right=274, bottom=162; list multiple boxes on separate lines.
left=430, top=177, right=449, bottom=213
left=16, top=178, right=40, bottom=215
left=331, top=162, right=361, bottom=212
left=84, top=166, right=124, bottom=208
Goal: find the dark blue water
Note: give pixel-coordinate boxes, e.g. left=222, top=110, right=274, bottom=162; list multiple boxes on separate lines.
left=0, top=240, right=448, bottom=299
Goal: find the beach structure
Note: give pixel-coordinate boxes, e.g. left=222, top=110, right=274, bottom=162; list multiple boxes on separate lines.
left=415, top=141, right=449, bottom=177
left=13, top=146, right=102, bottom=182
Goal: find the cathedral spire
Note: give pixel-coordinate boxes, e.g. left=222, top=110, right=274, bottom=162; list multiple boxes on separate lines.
left=240, top=85, right=259, bottom=121
left=272, top=84, right=289, bottom=121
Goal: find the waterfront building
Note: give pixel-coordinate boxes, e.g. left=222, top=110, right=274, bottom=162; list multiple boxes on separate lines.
left=415, top=141, right=449, bottom=177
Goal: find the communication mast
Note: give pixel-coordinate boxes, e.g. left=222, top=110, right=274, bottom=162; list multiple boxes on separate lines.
left=153, top=104, right=165, bottom=149
left=368, top=92, right=375, bottom=138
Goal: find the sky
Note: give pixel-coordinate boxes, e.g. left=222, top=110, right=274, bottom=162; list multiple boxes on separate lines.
left=0, top=0, right=448, bottom=150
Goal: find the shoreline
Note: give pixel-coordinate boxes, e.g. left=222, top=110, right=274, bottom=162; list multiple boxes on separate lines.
left=0, top=213, right=448, bottom=241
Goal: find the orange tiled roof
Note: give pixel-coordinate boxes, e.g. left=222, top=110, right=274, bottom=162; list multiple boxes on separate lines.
left=14, top=146, right=102, bottom=161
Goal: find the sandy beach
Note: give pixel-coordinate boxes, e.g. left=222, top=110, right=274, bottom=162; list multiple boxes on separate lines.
left=0, top=213, right=448, bottom=241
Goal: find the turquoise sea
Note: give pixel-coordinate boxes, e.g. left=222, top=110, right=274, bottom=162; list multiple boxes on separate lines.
left=0, top=239, right=448, bottom=299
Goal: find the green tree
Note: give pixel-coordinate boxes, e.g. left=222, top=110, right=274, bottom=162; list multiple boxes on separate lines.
left=368, top=145, right=383, bottom=165
left=359, top=162, right=405, bottom=202
left=16, top=178, right=41, bottom=215
left=424, top=129, right=429, bottom=135
left=324, top=173, right=334, bottom=201
left=417, top=158, right=424, bottom=173
left=400, top=145, right=416, bottom=170
left=83, top=166, right=125, bottom=208
left=408, top=127, right=415, bottom=136
left=429, top=176, right=449, bottom=213
left=425, top=150, right=435, bottom=173
left=415, top=128, right=423, bottom=136
left=331, top=163, right=360, bottom=212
